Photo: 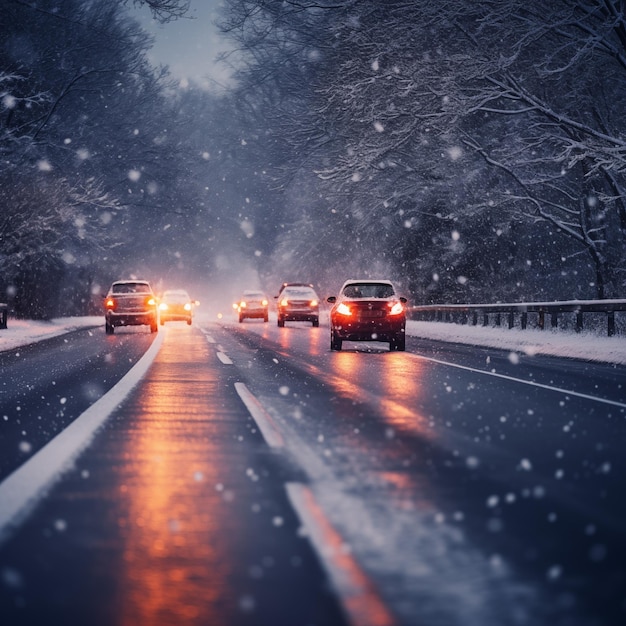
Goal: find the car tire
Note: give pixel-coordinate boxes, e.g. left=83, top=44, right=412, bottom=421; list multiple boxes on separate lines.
left=277, top=318, right=285, bottom=327
left=330, top=332, right=342, bottom=351
left=150, top=321, right=158, bottom=333
left=105, top=322, right=114, bottom=335
left=263, top=315, right=268, bottom=323
left=391, top=334, right=405, bottom=351
left=312, top=317, right=319, bottom=327
left=160, top=318, right=165, bottom=325
left=187, top=318, right=192, bottom=325
left=239, top=315, right=244, bottom=323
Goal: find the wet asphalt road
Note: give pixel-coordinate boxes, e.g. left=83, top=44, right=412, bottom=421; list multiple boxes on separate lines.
left=0, top=318, right=625, bottom=626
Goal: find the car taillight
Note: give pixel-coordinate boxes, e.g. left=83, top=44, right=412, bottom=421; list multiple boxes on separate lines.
left=240, top=301, right=247, bottom=308
left=147, top=297, right=156, bottom=307
left=310, top=299, right=318, bottom=307
left=105, top=298, right=116, bottom=310
left=184, top=302, right=192, bottom=311
left=261, top=299, right=268, bottom=306
left=388, top=301, right=404, bottom=315
left=280, top=298, right=289, bottom=307
left=159, top=302, right=168, bottom=311
left=336, top=303, right=352, bottom=316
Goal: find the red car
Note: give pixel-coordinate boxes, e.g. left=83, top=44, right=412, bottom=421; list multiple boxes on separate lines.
left=327, top=279, right=407, bottom=351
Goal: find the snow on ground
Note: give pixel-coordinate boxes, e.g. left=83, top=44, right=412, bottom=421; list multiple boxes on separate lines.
left=0, top=315, right=625, bottom=365
left=0, top=317, right=102, bottom=352
left=406, top=320, right=626, bottom=365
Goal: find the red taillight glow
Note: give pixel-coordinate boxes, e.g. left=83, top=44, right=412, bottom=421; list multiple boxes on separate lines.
left=388, top=301, right=404, bottom=315
left=261, top=299, right=269, bottom=306
left=310, top=299, right=318, bottom=307
left=105, top=298, right=116, bottom=309
left=147, top=297, right=156, bottom=306
left=184, top=303, right=192, bottom=311
left=280, top=298, right=289, bottom=307
left=240, top=301, right=247, bottom=308
left=336, top=303, right=352, bottom=316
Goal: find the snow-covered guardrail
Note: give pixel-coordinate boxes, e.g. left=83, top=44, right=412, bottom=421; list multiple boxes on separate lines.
left=408, top=299, right=626, bottom=337
left=0, top=303, right=7, bottom=329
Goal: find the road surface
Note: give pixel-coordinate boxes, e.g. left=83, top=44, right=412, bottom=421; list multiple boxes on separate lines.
left=0, top=318, right=624, bottom=625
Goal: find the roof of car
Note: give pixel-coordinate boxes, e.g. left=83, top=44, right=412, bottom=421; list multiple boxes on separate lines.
left=342, top=279, right=394, bottom=285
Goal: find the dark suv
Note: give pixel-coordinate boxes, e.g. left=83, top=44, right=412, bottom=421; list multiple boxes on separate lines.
left=104, top=280, right=158, bottom=334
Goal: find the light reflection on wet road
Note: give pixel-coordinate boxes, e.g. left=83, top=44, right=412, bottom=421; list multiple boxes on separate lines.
left=228, top=317, right=626, bottom=626
left=1, top=317, right=625, bottom=626
left=0, top=324, right=347, bottom=626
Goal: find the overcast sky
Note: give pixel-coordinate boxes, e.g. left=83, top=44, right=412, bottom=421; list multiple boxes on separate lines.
left=130, top=0, right=233, bottom=91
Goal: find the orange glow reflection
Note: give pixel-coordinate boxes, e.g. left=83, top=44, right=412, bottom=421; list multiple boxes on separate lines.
left=114, top=327, right=232, bottom=625
left=329, top=351, right=432, bottom=437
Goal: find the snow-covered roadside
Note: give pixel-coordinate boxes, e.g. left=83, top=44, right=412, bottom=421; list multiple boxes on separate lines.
left=406, top=320, right=626, bottom=365
left=0, top=317, right=102, bottom=352
left=1, top=315, right=625, bottom=365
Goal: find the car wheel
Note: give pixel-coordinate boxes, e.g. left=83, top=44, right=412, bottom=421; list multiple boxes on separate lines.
left=312, top=317, right=319, bottom=327
left=277, top=317, right=285, bottom=327
left=330, top=332, right=342, bottom=351
left=263, top=315, right=269, bottom=323
left=105, top=322, right=114, bottom=335
left=186, top=318, right=192, bottom=325
left=239, top=315, right=243, bottom=323
left=160, top=318, right=165, bottom=325
left=150, top=322, right=158, bottom=333
left=391, top=334, right=405, bottom=351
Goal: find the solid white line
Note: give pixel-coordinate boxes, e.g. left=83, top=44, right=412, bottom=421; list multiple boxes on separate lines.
left=413, top=353, right=626, bottom=409
left=0, top=331, right=164, bottom=542
left=234, top=382, right=284, bottom=448
left=286, top=483, right=395, bottom=626
left=216, top=351, right=233, bottom=365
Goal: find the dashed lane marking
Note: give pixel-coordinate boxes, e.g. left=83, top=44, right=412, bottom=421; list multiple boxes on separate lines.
left=234, top=382, right=284, bottom=448
left=286, top=483, right=396, bottom=626
left=216, top=351, right=233, bottom=365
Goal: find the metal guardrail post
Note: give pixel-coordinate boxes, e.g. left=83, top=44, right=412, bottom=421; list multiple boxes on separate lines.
left=608, top=311, right=615, bottom=337
left=0, top=304, right=7, bottom=329
left=576, top=310, right=583, bottom=333
left=551, top=312, right=558, bottom=329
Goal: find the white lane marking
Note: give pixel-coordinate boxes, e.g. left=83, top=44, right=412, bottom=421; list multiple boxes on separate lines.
left=413, top=353, right=626, bottom=410
left=216, top=351, right=233, bottom=365
left=234, top=383, right=284, bottom=448
left=0, top=331, right=165, bottom=542
left=286, top=483, right=395, bottom=626
left=198, top=328, right=216, bottom=343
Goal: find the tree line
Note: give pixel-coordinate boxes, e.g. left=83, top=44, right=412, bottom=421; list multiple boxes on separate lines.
left=1, top=0, right=625, bottom=318
left=217, top=0, right=626, bottom=302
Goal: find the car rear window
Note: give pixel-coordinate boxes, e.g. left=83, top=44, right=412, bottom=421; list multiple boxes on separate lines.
left=343, top=283, right=394, bottom=298
left=112, top=283, right=151, bottom=294
left=284, top=288, right=317, bottom=299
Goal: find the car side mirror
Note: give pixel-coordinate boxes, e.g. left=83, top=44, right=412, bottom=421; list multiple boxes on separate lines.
left=400, top=297, right=407, bottom=304
left=326, top=296, right=336, bottom=303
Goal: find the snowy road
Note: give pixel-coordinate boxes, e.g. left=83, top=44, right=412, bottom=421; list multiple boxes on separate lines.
left=0, top=318, right=625, bottom=625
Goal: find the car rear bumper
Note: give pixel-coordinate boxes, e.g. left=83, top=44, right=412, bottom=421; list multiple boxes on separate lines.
left=241, top=308, right=267, bottom=318
left=331, top=318, right=405, bottom=341
left=106, top=312, right=157, bottom=327
left=161, top=314, right=192, bottom=322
